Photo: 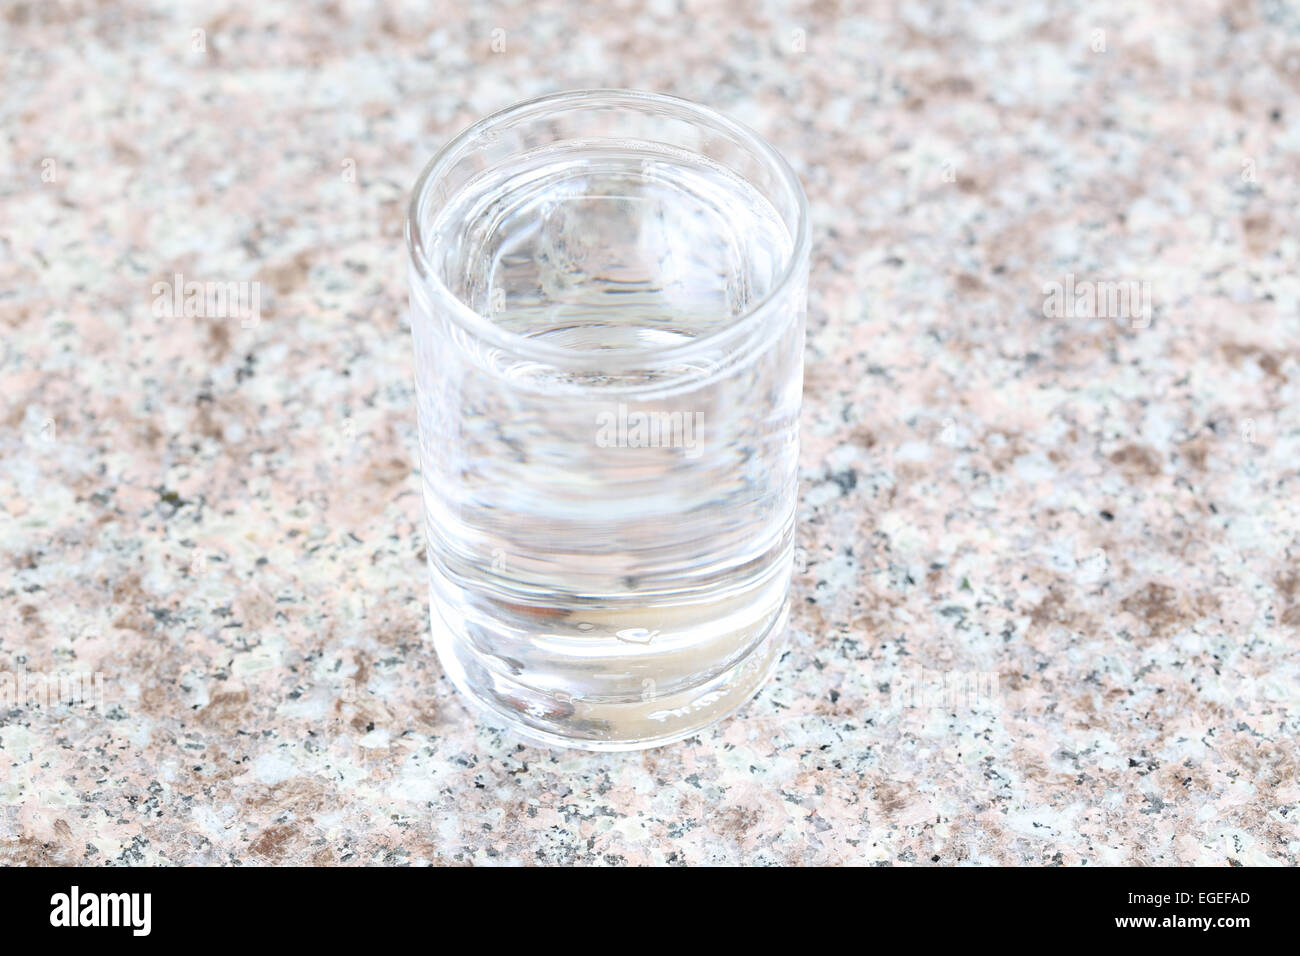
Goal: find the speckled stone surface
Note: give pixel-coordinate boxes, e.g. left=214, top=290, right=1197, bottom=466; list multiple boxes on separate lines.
left=2, top=1, right=1298, bottom=865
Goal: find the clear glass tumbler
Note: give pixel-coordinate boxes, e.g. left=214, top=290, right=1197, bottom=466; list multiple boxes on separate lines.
left=407, top=90, right=808, bottom=750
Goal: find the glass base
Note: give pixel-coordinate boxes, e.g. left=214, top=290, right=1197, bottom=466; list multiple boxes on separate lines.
left=429, top=600, right=788, bottom=751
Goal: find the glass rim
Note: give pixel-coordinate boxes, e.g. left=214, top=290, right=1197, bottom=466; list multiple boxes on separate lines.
left=406, top=88, right=810, bottom=373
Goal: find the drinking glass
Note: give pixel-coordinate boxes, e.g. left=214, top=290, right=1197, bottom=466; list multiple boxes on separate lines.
left=407, top=90, right=809, bottom=749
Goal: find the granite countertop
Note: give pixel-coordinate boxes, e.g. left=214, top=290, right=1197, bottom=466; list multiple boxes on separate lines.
left=2, top=2, right=1297, bottom=865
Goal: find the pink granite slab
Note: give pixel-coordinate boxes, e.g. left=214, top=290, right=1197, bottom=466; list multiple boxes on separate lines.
left=0, top=0, right=1296, bottom=865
